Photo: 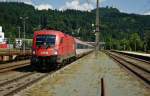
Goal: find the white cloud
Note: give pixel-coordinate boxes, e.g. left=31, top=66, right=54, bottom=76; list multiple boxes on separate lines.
left=60, top=0, right=94, bottom=11
left=0, top=0, right=53, bottom=10
left=23, top=0, right=32, bottom=5
left=35, top=4, right=53, bottom=10
left=0, top=0, right=32, bottom=4
left=143, top=11, right=150, bottom=15
left=22, top=1, right=53, bottom=10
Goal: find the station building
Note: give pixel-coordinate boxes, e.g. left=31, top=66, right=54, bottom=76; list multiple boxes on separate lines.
left=0, top=26, right=5, bottom=44
left=0, top=26, right=8, bottom=48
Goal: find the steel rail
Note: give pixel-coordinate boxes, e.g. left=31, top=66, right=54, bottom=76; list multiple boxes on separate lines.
left=105, top=51, right=150, bottom=88
left=0, top=62, right=30, bottom=73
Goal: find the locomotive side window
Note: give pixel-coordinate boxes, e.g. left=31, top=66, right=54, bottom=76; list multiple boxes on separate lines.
left=36, top=35, right=56, bottom=47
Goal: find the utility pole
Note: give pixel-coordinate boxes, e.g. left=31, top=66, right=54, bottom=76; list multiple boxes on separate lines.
left=20, top=16, right=28, bottom=53
left=17, top=26, right=21, bottom=51
left=95, top=0, right=100, bottom=55
left=144, top=32, right=147, bottom=52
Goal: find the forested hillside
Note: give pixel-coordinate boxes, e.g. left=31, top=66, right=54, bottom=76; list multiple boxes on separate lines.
left=0, top=2, right=150, bottom=51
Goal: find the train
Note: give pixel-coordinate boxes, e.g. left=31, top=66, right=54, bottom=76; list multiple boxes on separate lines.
left=31, top=29, right=93, bottom=70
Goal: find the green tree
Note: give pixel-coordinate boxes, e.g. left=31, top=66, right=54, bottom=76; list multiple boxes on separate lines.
left=144, top=31, right=150, bottom=51
left=0, top=2, right=150, bottom=52
left=120, top=39, right=130, bottom=50
left=129, top=33, right=143, bottom=51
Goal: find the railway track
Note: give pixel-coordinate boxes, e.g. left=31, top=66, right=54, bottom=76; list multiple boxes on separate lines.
left=105, top=51, right=150, bottom=88
left=0, top=51, right=93, bottom=96
left=0, top=72, right=50, bottom=96
left=0, top=56, right=82, bottom=96
left=0, top=72, right=34, bottom=87
left=109, top=52, right=150, bottom=73
left=111, top=51, right=150, bottom=64
left=0, top=60, right=30, bottom=73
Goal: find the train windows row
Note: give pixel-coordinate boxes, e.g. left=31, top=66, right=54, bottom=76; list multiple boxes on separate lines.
left=76, top=43, right=93, bottom=49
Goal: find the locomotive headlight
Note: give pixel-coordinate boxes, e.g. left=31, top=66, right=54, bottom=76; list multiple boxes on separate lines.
left=53, top=48, right=58, bottom=55
left=54, top=51, right=58, bottom=55
left=32, top=50, right=35, bottom=55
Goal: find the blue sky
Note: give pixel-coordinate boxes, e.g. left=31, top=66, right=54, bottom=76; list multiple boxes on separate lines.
left=23, top=0, right=150, bottom=15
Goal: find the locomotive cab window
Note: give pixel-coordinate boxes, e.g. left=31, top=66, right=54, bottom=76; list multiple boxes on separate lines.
left=36, top=35, right=56, bottom=47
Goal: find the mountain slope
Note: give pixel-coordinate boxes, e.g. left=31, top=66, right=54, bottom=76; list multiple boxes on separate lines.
left=0, top=2, right=150, bottom=50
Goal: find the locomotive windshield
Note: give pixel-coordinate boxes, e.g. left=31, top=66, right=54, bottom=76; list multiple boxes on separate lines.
left=36, top=35, right=56, bottom=47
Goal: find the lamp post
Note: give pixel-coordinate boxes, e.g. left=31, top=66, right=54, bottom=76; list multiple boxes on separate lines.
left=20, top=16, right=28, bottom=53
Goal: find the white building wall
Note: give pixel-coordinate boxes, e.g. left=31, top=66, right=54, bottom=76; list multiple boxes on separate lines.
left=0, top=26, right=5, bottom=44
left=0, top=26, right=2, bottom=32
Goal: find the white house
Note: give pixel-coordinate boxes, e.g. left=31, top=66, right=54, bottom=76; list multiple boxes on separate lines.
left=0, top=26, right=5, bottom=44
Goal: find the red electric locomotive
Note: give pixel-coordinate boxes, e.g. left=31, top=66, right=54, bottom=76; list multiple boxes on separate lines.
left=31, top=29, right=76, bottom=70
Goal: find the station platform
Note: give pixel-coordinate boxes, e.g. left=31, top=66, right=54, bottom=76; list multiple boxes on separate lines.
left=0, top=50, right=31, bottom=62
left=112, top=50, right=150, bottom=61
left=121, top=51, right=150, bottom=57
left=17, top=52, right=150, bottom=96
